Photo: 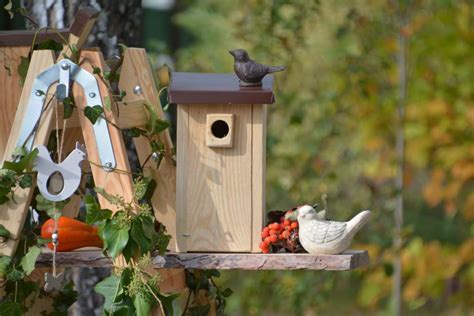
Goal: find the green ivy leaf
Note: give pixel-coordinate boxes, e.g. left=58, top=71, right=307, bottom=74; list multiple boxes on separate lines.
left=122, top=236, right=139, bottom=261
left=18, top=56, right=29, bottom=86
left=221, top=288, right=233, bottom=298
left=18, top=173, right=33, bottom=189
left=84, top=105, right=104, bottom=125
left=35, top=195, right=68, bottom=220
left=4, top=0, right=13, bottom=19
left=63, top=96, right=75, bottom=119
left=7, top=266, right=25, bottom=282
left=2, top=148, right=38, bottom=173
left=0, top=301, right=27, bottom=316
left=153, top=119, right=170, bottom=134
left=94, top=187, right=120, bottom=204
left=153, top=224, right=171, bottom=255
left=144, top=104, right=170, bottom=135
left=102, top=215, right=130, bottom=259
left=139, top=215, right=155, bottom=241
left=142, top=177, right=157, bottom=202
left=133, top=293, right=152, bottom=316
left=0, top=256, right=12, bottom=277
left=206, top=269, right=221, bottom=278
left=0, top=224, right=11, bottom=239
left=37, top=237, right=52, bottom=245
left=104, top=96, right=112, bottom=111
left=109, top=298, right=135, bottom=316
left=92, top=66, right=101, bottom=75
left=131, top=218, right=152, bottom=254
left=151, top=284, right=179, bottom=316
left=95, top=275, right=122, bottom=311
left=150, top=140, right=164, bottom=152
left=125, top=128, right=147, bottom=138
left=35, top=39, right=63, bottom=51
left=84, top=195, right=112, bottom=224
left=120, top=90, right=127, bottom=100
left=20, top=246, right=41, bottom=275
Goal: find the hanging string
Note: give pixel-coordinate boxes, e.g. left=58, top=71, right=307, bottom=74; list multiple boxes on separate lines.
left=52, top=202, right=58, bottom=277
left=51, top=100, right=66, bottom=278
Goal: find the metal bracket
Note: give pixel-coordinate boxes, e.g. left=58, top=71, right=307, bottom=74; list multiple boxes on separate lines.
left=15, top=59, right=116, bottom=171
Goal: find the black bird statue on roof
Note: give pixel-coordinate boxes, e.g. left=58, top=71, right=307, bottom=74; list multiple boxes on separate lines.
left=229, top=49, right=285, bottom=87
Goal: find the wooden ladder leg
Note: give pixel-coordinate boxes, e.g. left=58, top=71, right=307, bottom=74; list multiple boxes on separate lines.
left=118, top=48, right=187, bottom=312
left=73, top=48, right=135, bottom=263
left=0, top=50, right=56, bottom=257
left=119, top=48, right=178, bottom=252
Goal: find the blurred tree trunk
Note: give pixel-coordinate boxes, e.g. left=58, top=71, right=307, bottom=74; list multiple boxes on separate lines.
left=393, top=3, right=408, bottom=316
left=21, top=1, right=142, bottom=315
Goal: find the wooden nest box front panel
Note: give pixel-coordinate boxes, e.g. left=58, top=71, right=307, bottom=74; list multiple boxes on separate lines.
left=169, top=73, right=275, bottom=253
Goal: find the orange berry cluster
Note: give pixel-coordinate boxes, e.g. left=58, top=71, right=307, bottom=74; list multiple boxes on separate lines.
left=259, top=215, right=298, bottom=253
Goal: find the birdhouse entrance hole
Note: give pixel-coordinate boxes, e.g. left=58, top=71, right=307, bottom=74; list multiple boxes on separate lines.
left=47, top=171, right=64, bottom=195
left=206, top=114, right=234, bottom=148
left=211, top=120, right=229, bottom=138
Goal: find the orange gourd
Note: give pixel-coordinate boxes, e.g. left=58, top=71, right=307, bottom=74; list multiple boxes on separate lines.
left=41, top=216, right=103, bottom=252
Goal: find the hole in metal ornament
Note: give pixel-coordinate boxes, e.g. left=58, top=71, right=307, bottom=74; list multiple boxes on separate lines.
left=47, top=171, right=64, bottom=195
left=211, top=120, right=229, bottom=139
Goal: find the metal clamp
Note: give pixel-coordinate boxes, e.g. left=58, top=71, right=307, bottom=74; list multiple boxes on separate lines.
left=16, top=59, right=116, bottom=171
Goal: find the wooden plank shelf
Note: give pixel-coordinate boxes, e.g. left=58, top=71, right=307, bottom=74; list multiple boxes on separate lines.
left=36, top=249, right=369, bottom=271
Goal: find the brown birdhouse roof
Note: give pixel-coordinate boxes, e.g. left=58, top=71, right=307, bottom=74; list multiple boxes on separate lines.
left=168, top=72, right=275, bottom=105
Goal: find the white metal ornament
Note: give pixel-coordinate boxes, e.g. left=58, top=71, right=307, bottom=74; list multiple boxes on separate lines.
left=33, top=143, right=86, bottom=202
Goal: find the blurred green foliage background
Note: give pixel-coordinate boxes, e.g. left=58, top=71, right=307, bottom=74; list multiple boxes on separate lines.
left=169, top=0, right=473, bottom=315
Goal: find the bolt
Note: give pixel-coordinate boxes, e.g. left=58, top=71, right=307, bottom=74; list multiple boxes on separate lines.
left=104, top=162, right=113, bottom=171
left=35, top=91, right=42, bottom=96
left=89, top=92, right=96, bottom=98
left=133, top=85, right=142, bottom=95
left=61, top=63, right=69, bottom=70
left=152, top=151, right=161, bottom=160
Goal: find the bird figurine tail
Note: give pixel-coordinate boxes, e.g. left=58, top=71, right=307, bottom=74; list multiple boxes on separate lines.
left=345, top=210, right=371, bottom=238
left=267, top=65, right=286, bottom=73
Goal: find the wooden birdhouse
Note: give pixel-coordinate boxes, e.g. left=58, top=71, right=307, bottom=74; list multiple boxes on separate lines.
left=169, top=72, right=275, bottom=253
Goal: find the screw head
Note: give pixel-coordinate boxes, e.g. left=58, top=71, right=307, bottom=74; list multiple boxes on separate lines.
left=61, top=63, right=69, bottom=70
left=89, top=92, right=96, bottom=98
left=35, top=91, right=42, bottom=96
left=133, top=85, right=142, bottom=95
left=152, top=152, right=161, bottom=160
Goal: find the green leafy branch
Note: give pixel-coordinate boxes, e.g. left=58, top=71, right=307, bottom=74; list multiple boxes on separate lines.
left=183, top=269, right=233, bottom=316
left=89, top=177, right=177, bottom=315
left=0, top=148, right=38, bottom=205
left=95, top=254, right=178, bottom=316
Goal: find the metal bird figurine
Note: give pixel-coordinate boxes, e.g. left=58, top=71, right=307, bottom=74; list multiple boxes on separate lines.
left=296, top=205, right=371, bottom=255
left=229, top=49, right=285, bottom=87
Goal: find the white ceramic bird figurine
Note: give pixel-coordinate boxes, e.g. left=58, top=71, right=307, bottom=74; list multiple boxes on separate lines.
left=297, top=204, right=371, bottom=255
